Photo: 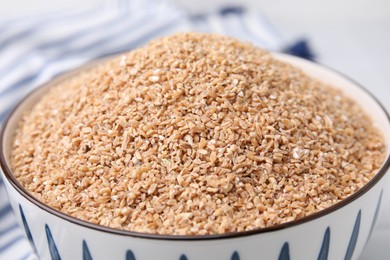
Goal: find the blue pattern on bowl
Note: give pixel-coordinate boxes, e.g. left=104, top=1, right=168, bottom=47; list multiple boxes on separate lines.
left=19, top=204, right=38, bottom=255
left=45, top=224, right=61, bottom=260
left=17, top=203, right=376, bottom=260
left=278, top=242, right=290, bottom=260
left=231, top=251, right=240, bottom=260
left=344, top=210, right=361, bottom=260
left=83, top=240, right=93, bottom=260
left=126, top=250, right=136, bottom=260
left=317, top=227, right=330, bottom=260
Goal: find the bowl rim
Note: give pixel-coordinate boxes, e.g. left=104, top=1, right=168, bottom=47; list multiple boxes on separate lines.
left=1, top=52, right=390, bottom=241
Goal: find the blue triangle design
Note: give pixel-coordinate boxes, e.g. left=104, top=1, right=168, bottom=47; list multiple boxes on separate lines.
left=19, top=204, right=38, bottom=255
left=179, top=254, right=188, bottom=260
left=83, top=240, right=93, bottom=260
left=45, top=224, right=61, bottom=260
left=344, top=210, right=361, bottom=260
left=231, top=251, right=240, bottom=260
left=318, top=227, right=330, bottom=260
left=278, top=242, right=290, bottom=260
left=126, top=250, right=136, bottom=260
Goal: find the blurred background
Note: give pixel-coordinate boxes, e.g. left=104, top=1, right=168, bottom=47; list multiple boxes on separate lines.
left=1, top=0, right=389, bottom=110
left=0, top=0, right=389, bottom=259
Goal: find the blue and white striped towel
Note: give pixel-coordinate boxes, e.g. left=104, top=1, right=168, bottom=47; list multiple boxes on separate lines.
left=0, top=0, right=313, bottom=259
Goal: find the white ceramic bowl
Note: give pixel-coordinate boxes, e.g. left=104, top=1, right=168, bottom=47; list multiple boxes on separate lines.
left=1, top=53, right=389, bottom=260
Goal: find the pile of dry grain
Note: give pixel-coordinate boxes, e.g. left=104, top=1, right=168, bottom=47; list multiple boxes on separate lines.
left=12, top=33, right=385, bottom=235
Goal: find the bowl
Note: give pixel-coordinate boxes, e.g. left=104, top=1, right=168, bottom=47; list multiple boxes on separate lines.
left=1, top=53, right=389, bottom=260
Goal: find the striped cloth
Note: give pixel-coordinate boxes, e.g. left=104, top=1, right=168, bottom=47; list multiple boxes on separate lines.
left=0, top=0, right=313, bottom=259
